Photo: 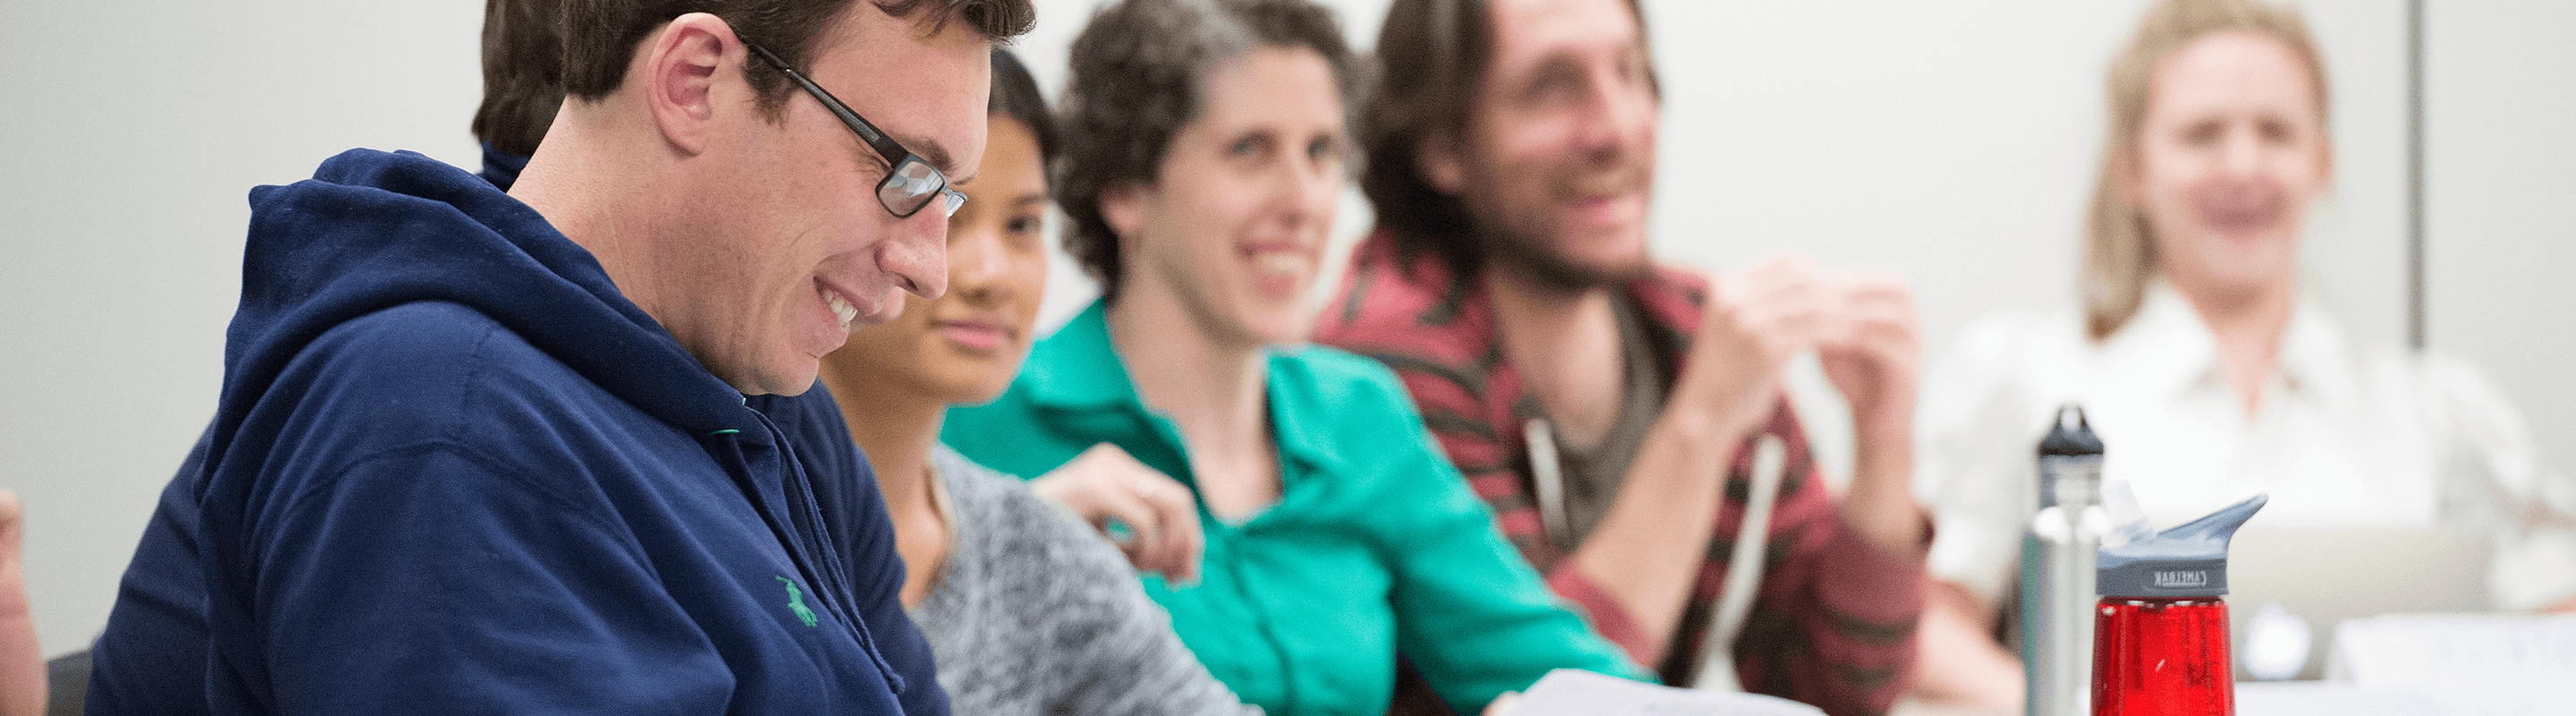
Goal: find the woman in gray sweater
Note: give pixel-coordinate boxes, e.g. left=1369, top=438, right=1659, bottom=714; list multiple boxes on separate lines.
left=812, top=48, right=1258, bottom=716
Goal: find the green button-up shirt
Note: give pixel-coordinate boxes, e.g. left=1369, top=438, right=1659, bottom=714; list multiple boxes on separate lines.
left=943, top=302, right=1641, bottom=715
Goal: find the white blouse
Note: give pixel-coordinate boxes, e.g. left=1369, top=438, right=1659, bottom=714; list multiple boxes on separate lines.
left=1917, top=283, right=2576, bottom=610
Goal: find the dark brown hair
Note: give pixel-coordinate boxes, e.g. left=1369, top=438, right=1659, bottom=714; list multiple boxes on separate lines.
left=1053, top=0, right=1360, bottom=303
left=1360, top=0, right=1653, bottom=278
left=472, top=0, right=565, bottom=157
left=558, top=0, right=1036, bottom=116
left=988, top=47, right=1056, bottom=165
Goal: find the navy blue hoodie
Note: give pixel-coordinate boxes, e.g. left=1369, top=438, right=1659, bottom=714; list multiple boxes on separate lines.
left=89, top=149, right=946, bottom=715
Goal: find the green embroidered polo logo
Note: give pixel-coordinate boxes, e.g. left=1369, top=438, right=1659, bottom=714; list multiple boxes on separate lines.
left=775, top=576, right=818, bottom=627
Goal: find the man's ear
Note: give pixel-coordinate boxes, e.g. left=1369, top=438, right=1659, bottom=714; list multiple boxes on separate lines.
left=1099, top=180, right=1155, bottom=244
left=1415, top=129, right=1469, bottom=195
left=642, top=13, right=737, bottom=156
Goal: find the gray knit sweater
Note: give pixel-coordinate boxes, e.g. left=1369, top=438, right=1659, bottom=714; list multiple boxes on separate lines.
left=910, top=446, right=1260, bottom=716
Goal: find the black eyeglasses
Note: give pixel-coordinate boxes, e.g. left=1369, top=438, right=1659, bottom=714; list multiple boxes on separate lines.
left=741, top=37, right=966, bottom=219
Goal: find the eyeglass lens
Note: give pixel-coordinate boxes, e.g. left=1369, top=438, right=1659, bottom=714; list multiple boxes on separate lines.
left=882, top=157, right=945, bottom=217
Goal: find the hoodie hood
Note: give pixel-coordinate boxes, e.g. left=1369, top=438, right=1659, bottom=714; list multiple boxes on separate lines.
left=205, top=149, right=764, bottom=482
left=477, top=141, right=530, bottom=190
left=87, top=149, right=945, bottom=715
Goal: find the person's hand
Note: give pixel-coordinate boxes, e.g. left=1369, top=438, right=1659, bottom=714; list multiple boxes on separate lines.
left=0, top=491, right=19, bottom=566
left=1683, top=256, right=1835, bottom=436
left=1481, top=691, right=1521, bottom=716
left=0, top=490, right=39, bottom=716
left=0, top=490, right=23, bottom=611
left=1816, top=268, right=1928, bottom=553
left=1030, top=443, right=1204, bottom=584
left=2543, top=592, right=2576, bottom=614
left=1816, top=268, right=1920, bottom=453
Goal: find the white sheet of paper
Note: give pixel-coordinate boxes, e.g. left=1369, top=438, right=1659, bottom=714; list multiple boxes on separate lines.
left=2233, top=681, right=2444, bottom=716
left=1508, top=669, right=1826, bottom=716
left=2327, top=613, right=2576, bottom=715
left=2333, top=613, right=2576, bottom=686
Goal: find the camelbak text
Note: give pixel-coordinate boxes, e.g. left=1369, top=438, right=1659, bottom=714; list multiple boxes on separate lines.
left=2152, top=570, right=2209, bottom=588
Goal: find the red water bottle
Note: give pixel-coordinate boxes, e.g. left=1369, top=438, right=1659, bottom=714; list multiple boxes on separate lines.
left=2090, top=495, right=2266, bottom=716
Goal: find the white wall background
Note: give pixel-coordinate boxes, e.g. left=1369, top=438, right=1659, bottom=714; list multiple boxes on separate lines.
left=1, top=0, right=2565, bottom=658
left=0, top=2, right=487, bottom=658
left=2425, top=1, right=2576, bottom=510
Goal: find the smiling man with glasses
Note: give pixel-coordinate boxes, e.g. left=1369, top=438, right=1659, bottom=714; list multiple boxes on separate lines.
left=84, top=1, right=1033, bottom=714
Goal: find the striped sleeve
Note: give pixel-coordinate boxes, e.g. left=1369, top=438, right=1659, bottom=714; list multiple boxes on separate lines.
left=1716, top=404, right=1928, bottom=716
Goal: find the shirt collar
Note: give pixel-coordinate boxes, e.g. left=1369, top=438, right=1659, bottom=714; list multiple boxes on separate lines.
left=1258, top=346, right=1349, bottom=479
left=2275, top=294, right=2361, bottom=413
left=2106, top=281, right=2358, bottom=410
left=1022, top=300, right=1142, bottom=411
left=2102, top=281, right=2223, bottom=396
left=1019, top=300, right=1344, bottom=483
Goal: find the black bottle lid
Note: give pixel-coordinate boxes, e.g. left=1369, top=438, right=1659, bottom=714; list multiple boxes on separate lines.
left=2038, top=405, right=2104, bottom=458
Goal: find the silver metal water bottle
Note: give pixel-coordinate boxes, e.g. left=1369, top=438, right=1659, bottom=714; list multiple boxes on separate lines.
left=2021, top=406, right=2107, bottom=716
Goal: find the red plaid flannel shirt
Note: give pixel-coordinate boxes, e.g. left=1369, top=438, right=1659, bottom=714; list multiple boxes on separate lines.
left=1316, top=231, right=1927, bottom=716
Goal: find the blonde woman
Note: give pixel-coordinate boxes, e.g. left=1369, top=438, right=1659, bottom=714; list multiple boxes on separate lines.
left=1911, top=0, right=2576, bottom=707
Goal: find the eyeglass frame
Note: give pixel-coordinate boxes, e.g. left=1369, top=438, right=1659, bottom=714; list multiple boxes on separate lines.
left=738, top=35, right=968, bottom=219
